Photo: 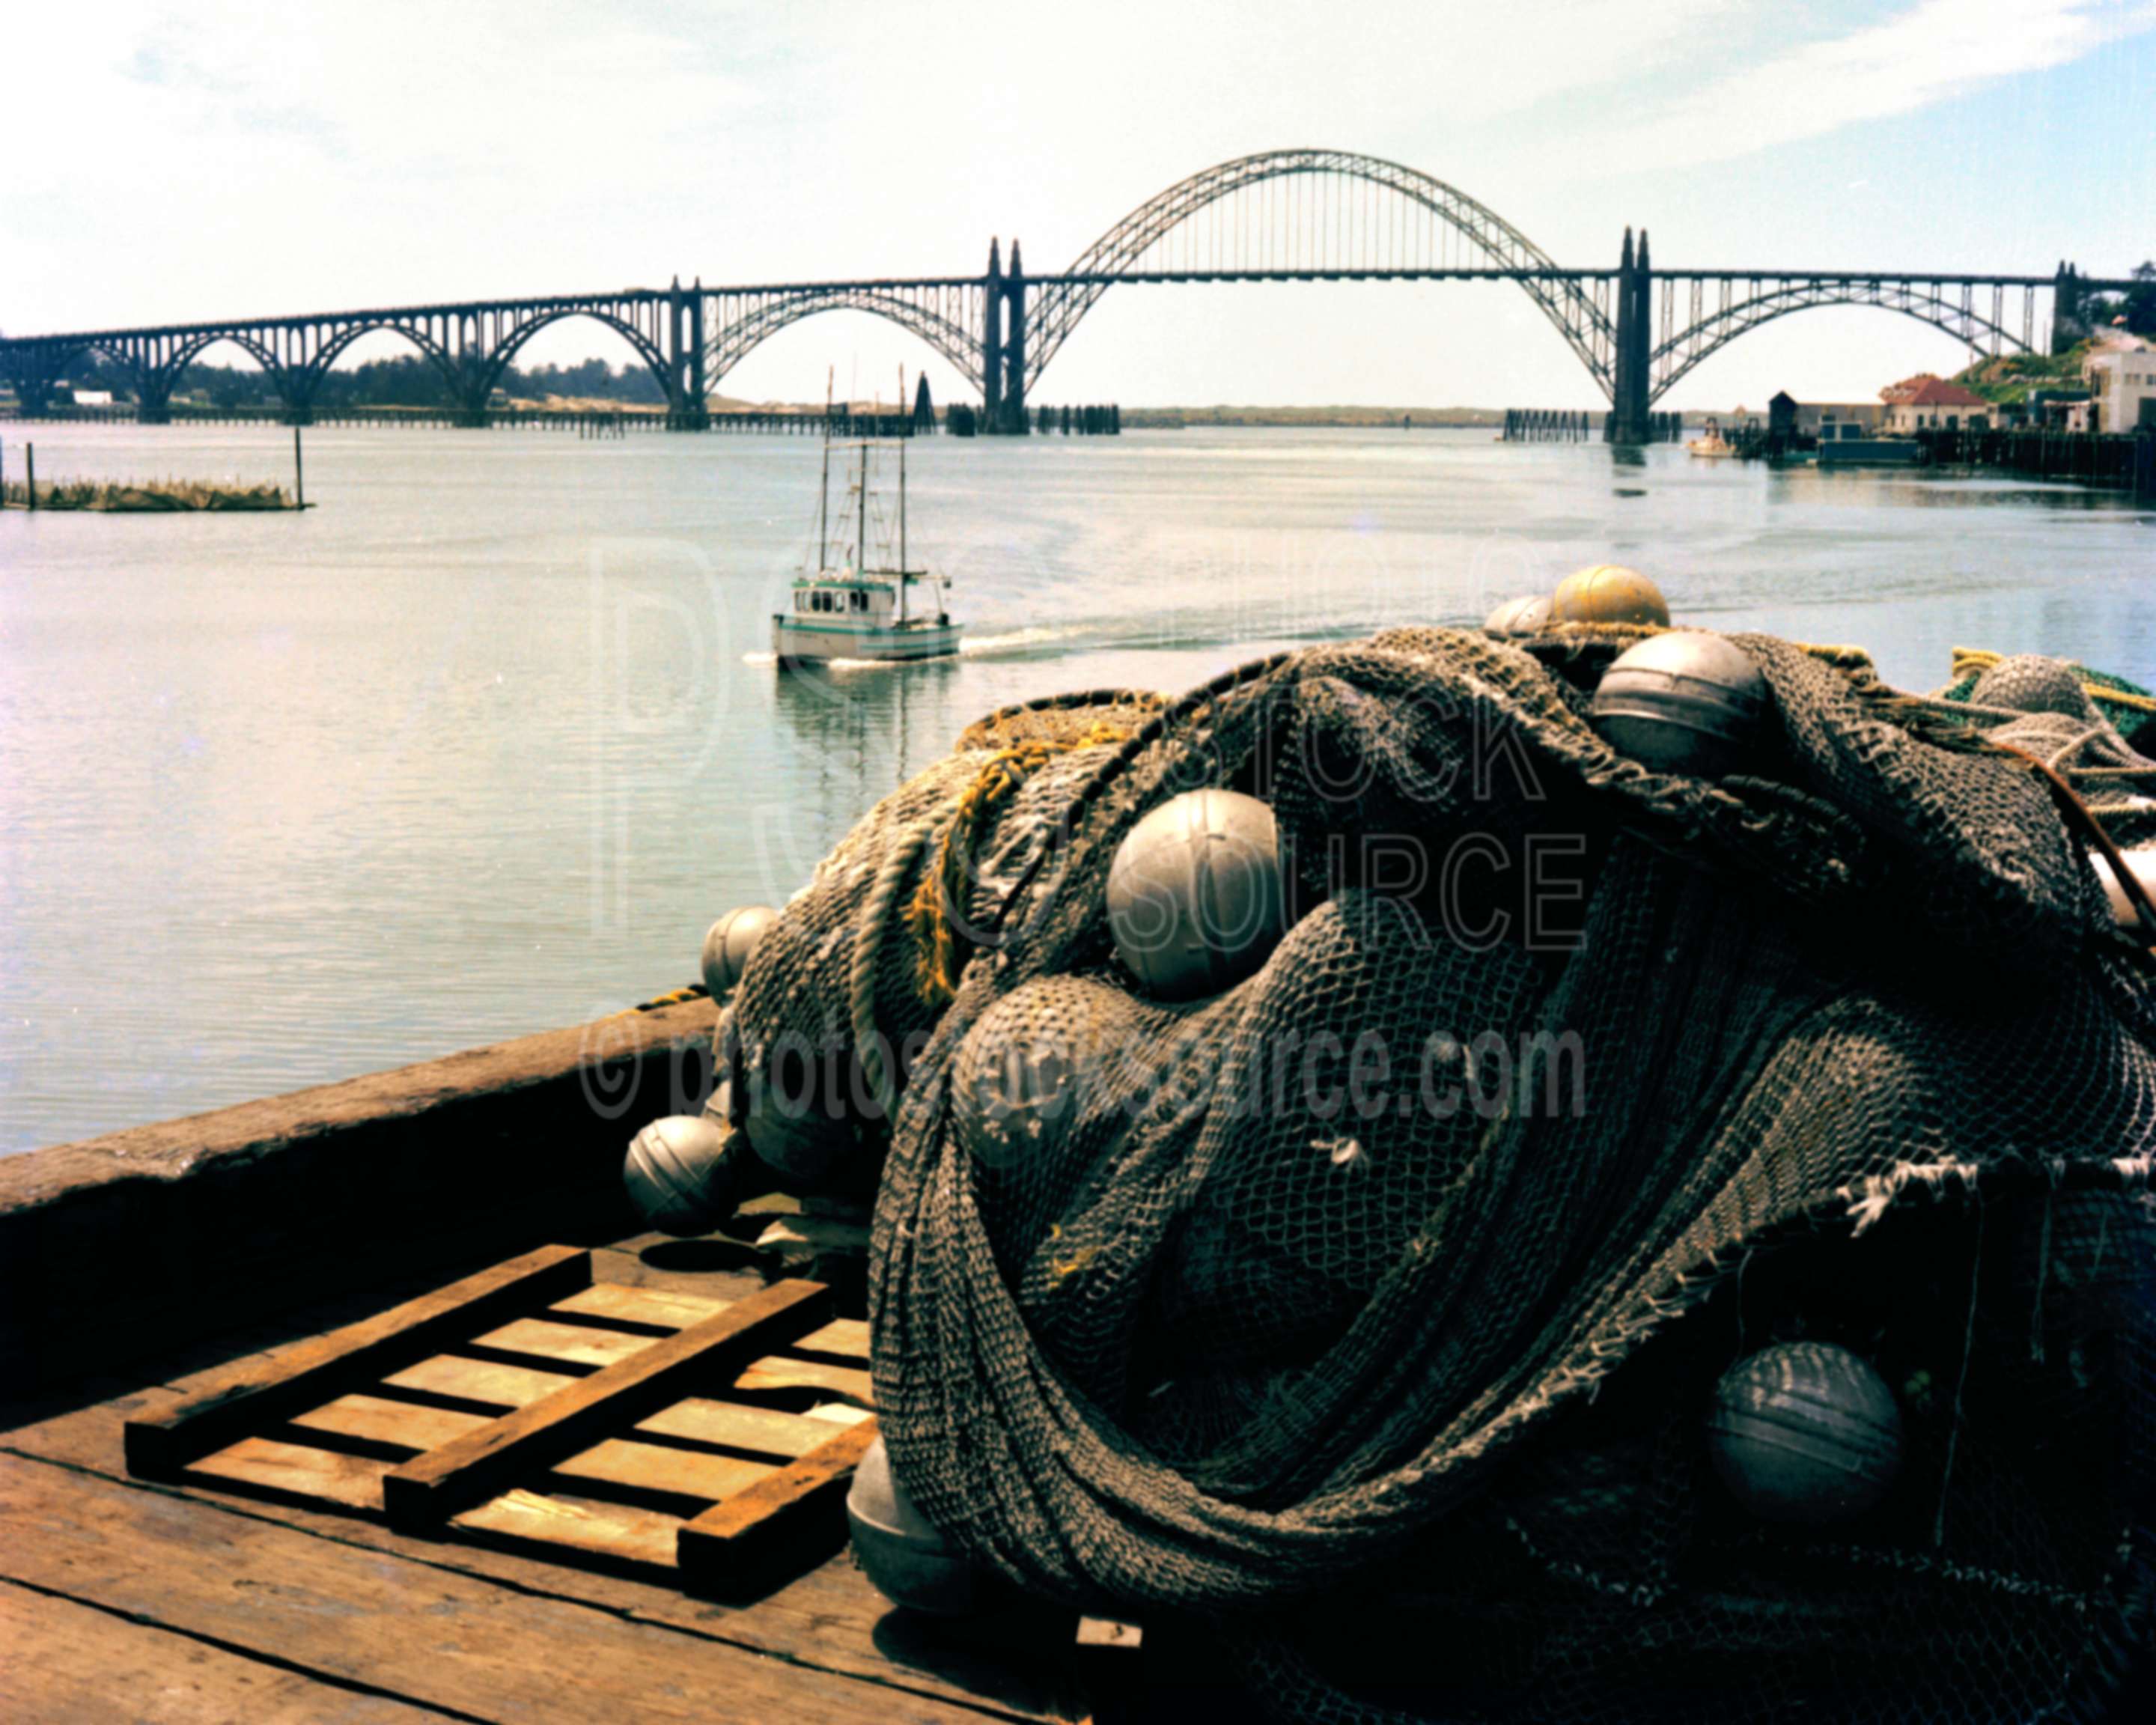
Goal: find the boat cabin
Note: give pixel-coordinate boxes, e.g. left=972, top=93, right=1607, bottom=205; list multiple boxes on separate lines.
left=791, top=577, right=899, bottom=619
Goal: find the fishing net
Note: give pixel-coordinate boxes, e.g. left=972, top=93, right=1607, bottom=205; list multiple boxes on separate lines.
left=721, top=628, right=2156, bottom=1722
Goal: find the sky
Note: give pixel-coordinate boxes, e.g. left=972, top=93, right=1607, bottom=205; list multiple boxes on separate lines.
left=5, top=1, right=2153, bottom=410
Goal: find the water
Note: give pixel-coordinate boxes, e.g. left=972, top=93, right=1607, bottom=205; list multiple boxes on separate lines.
left=1, top=422, right=2151, bottom=1153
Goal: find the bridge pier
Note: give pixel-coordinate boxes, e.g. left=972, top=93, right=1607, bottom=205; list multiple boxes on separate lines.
left=981, top=240, right=1005, bottom=431
left=1607, top=227, right=1652, bottom=445
left=999, top=241, right=1029, bottom=434
left=666, top=279, right=708, bottom=431
left=3, top=347, right=65, bottom=416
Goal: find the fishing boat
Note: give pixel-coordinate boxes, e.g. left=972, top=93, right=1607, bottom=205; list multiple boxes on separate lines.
left=1687, top=416, right=1735, bottom=458
left=771, top=423, right=960, bottom=667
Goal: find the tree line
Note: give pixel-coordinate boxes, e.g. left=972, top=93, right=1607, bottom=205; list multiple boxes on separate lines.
left=45, top=350, right=672, bottom=410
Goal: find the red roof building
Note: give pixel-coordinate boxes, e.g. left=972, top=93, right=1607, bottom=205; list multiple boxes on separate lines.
left=1878, top=373, right=1991, bottom=432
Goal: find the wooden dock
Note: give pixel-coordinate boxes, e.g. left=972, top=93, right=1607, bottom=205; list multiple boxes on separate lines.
left=0, top=999, right=1091, bottom=1724
left=0, top=1233, right=1085, bottom=1724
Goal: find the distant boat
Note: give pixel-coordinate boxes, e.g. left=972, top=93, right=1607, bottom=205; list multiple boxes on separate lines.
left=1688, top=417, right=1736, bottom=459
left=770, top=429, right=961, bottom=667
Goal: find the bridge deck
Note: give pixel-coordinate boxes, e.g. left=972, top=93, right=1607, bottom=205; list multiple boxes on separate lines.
left=0, top=1238, right=1085, bottom=1725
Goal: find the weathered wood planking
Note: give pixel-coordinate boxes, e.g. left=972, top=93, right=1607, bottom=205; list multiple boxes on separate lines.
left=0, top=1452, right=993, bottom=1725
left=295, top=1388, right=864, bottom=1467
left=0, top=1576, right=457, bottom=1723
left=124, top=1250, right=882, bottom=1592
left=188, top=1436, right=392, bottom=1513
left=554, top=1282, right=872, bottom=1361
left=679, top=1419, right=882, bottom=1582
left=4, top=1390, right=1088, bottom=1723
left=451, top=1487, right=683, bottom=1572
left=383, top=1279, right=832, bottom=1530
left=124, top=1244, right=591, bottom=1479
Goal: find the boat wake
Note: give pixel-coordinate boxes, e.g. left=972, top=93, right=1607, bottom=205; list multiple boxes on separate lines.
left=959, top=627, right=1068, bottom=657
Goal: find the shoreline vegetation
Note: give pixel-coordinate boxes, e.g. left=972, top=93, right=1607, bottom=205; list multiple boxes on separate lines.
left=1, top=477, right=299, bottom=511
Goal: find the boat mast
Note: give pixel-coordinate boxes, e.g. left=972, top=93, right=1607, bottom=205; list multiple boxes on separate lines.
left=817, top=367, right=832, bottom=572
left=856, top=442, right=867, bottom=573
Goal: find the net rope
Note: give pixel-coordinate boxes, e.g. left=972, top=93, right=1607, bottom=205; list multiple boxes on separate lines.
left=724, top=630, right=2156, bottom=1721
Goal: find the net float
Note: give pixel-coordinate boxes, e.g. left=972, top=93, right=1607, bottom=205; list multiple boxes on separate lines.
left=1106, top=788, right=1285, bottom=1002
left=1550, top=564, right=1670, bottom=627
left=621, top=1112, right=740, bottom=1238
left=701, top=904, right=778, bottom=998
left=1705, top=1340, right=1904, bottom=1524
left=1591, top=630, right=1769, bottom=779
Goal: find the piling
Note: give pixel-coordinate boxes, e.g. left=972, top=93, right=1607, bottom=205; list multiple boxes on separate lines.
left=293, top=425, right=305, bottom=510
left=25, top=442, right=33, bottom=511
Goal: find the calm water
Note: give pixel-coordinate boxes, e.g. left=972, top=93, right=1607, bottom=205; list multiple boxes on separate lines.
left=1, top=422, right=2152, bottom=1152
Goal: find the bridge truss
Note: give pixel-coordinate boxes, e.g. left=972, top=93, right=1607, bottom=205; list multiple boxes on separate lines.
left=0, top=289, right=704, bottom=426
left=1, top=150, right=2137, bottom=436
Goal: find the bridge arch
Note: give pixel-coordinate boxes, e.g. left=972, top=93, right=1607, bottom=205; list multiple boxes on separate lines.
left=473, top=305, right=675, bottom=408
left=293, top=320, right=467, bottom=410
left=153, top=329, right=293, bottom=411
left=707, top=288, right=987, bottom=393
left=1026, top=149, right=1615, bottom=394
left=1651, top=281, right=2028, bottom=401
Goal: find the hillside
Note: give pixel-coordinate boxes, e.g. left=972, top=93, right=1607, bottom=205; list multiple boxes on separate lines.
left=1952, top=342, right=2091, bottom=407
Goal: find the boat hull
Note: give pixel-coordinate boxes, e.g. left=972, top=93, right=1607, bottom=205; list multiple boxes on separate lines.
left=770, top=617, right=963, bottom=665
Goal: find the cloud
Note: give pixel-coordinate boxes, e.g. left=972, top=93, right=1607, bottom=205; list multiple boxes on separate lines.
left=1592, top=0, right=2156, bottom=165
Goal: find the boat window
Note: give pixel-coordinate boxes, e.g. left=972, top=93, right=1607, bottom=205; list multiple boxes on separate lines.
left=850, top=590, right=867, bottom=612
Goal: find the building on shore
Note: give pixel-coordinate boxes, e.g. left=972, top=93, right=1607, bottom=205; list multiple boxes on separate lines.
left=2083, top=340, right=2156, bottom=432
left=1782, top=399, right=1884, bottom=437
left=1878, top=374, right=1992, bottom=433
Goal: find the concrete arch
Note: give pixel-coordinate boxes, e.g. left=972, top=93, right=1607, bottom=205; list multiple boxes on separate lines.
left=474, top=305, right=674, bottom=408
left=293, top=320, right=466, bottom=411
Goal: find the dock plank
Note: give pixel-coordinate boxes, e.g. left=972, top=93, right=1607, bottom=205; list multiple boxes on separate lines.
left=451, top=1487, right=683, bottom=1571
left=472, top=1317, right=649, bottom=1371
left=381, top=1357, right=870, bottom=1455
left=0, top=1576, right=454, bottom=1723
left=292, top=1393, right=490, bottom=1454
left=736, top=1355, right=875, bottom=1405
left=553, top=1436, right=774, bottom=1505
left=680, top=1419, right=880, bottom=1581
left=384, top=1280, right=831, bottom=1529
left=385, top=1352, right=580, bottom=1408
left=0, top=1450, right=1008, bottom=1725
left=124, top=1244, right=591, bottom=1479
left=188, top=1436, right=390, bottom=1514
left=555, top=1284, right=871, bottom=1361
left=640, top=1396, right=871, bottom=1458
left=4, top=1351, right=1083, bottom=1720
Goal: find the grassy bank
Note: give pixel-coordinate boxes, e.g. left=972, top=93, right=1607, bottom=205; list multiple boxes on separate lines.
left=1, top=478, right=298, bottom=511
left=1121, top=404, right=1504, bottom=429
left=1952, top=342, right=2095, bottom=407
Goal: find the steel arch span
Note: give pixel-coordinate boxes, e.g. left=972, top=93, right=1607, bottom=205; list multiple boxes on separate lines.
left=703, top=286, right=986, bottom=393
left=1025, top=149, right=1617, bottom=395
left=1650, top=279, right=2032, bottom=401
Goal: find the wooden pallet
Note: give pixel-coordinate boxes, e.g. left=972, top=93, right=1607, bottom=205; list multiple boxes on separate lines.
left=123, top=1244, right=877, bottom=1586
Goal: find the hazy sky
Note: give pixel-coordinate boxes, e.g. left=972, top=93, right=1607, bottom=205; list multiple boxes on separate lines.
left=7, top=1, right=2153, bottom=408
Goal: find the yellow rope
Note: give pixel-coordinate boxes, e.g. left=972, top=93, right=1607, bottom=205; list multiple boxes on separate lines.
left=907, top=722, right=1130, bottom=1008
left=1950, top=647, right=2156, bottom=717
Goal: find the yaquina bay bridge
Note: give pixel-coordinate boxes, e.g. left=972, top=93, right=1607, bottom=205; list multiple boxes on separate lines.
left=2, top=150, right=2137, bottom=443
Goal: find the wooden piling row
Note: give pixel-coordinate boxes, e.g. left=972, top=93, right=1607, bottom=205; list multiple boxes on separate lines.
left=1502, top=408, right=1595, bottom=442
left=1916, top=427, right=2155, bottom=496
left=1502, top=407, right=1681, bottom=443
